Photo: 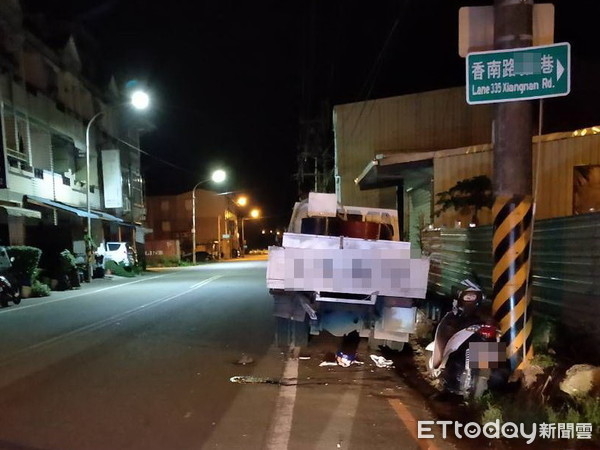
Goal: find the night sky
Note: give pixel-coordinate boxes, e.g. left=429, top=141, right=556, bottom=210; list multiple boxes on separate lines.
left=20, top=0, right=600, bottom=226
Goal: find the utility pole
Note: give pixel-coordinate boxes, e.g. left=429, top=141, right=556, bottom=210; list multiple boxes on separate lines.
left=492, top=0, right=534, bottom=372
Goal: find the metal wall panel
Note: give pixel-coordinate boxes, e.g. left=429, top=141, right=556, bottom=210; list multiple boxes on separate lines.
left=533, top=133, right=600, bottom=219
left=422, top=212, right=600, bottom=340
left=432, top=131, right=600, bottom=227
left=334, top=87, right=493, bottom=208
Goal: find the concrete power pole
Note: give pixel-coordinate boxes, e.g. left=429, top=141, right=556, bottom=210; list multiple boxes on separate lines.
left=492, top=0, right=534, bottom=372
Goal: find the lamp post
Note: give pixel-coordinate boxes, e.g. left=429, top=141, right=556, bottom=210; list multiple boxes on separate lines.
left=85, top=90, right=150, bottom=280
left=192, top=169, right=226, bottom=264
left=240, top=208, right=260, bottom=257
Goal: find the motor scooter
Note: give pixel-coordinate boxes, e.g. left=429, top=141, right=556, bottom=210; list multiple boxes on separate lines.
left=0, top=248, right=21, bottom=307
left=0, top=274, right=20, bottom=307
left=426, top=280, right=506, bottom=398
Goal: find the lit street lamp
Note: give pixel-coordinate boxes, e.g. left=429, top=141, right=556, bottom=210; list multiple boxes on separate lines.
left=85, top=90, right=150, bottom=280
left=192, top=169, right=227, bottom=264
left=241, top=208, right=260, bottom=257
left=236, top=196, right=248, bottom=207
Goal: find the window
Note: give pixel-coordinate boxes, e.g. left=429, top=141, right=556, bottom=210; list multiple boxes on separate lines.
left=51, top=134, right=76, bottom=175
left=161, top=221, right=171, bottom=232
left=574, top=165, right=600, bottom=214
left=131, top=172, right=144, bottom=206
left=185, top=199, right=192, bottom=211
left=3, top=111, right=29, bottom=160
left=161, top=201, right=170, bottom=212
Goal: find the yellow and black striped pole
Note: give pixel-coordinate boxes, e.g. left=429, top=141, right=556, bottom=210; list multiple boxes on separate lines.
left=492, top=195, right=534, bottom=371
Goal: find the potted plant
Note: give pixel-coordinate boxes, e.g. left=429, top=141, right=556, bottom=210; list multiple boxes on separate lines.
left=6, top=246, right=42, bottom=298
left=434, top=175, right=494, bottom=226
left=58, top=249, right=80, bottom=290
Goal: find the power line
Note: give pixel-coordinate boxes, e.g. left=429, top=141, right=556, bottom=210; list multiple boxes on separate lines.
left=348, top=12, right=402, bottom=140
left=113, top=135, right=194, bottom=174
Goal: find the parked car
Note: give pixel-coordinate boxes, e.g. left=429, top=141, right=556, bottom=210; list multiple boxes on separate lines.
left=96, top=242, right=136, bottom=267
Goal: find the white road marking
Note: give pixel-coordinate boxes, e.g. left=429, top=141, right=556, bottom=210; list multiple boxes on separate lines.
left=266, top=346, right=300, bottom=450
left=0, top=273, right=171, bottom=315
left=314, top=369, right=364, bottom=448
left=0, top=275, right=222, bottom=364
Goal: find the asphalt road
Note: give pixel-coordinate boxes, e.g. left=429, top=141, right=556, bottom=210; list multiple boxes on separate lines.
left=0, top=259, right=453, bottom=450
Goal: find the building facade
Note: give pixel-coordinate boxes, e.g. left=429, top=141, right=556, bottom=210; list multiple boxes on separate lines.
left=145, top=189, right=240, bottom=260
left=0, top=1, right=147, bottom=262
left=334, top=87, right=600, bottom=250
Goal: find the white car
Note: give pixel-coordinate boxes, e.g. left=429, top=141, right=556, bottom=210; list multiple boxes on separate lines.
left=96, top=242, right=136, bottom=266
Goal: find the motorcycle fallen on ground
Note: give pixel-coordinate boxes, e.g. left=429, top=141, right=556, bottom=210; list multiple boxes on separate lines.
left=426, top=280, right=507, bottom=398
left=0, top=274, right=20, bottom=307
left=0, top=250, right=21, bottom=308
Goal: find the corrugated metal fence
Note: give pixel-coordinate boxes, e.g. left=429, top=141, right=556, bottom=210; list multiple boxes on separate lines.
left=422, top=212, right=600, bottom=338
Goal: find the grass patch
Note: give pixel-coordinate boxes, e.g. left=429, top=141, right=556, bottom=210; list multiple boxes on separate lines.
left=545, top=397, right=600, bottom=429
left=105, top=260, right=140, bottom=277
left=531, top=353, right=556, bottom=369
left=148, top=258, right=197, bottom=268
left=480, top=395, right=504, bottom=423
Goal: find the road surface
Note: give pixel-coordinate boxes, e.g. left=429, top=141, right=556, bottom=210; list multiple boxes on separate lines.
left=0, top=259, right=453, bottom=450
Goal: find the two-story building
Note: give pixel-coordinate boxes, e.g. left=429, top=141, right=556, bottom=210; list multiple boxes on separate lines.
left=145, top=189, right=240, bottom=261
left=0, top=1, right=148, bottom=265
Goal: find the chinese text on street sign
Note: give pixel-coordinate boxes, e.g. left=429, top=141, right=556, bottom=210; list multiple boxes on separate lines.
left=466, top=42, right=570, bottom=104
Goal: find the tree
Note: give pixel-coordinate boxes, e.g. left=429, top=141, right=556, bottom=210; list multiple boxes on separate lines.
left=434, top=175, right=494, bottom=225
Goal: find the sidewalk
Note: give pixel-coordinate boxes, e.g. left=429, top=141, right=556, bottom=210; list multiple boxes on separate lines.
left=25, top=270, right=166, bottom=303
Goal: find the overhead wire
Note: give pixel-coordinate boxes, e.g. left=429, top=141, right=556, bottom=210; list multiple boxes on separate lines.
left=347, top=3, right=406, bottom=140
left=113, top=135, right=194, bottom=174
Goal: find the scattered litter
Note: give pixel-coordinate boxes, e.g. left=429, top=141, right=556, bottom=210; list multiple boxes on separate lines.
left=299, top=356, right=311, bottom=360
left=235, top=354, right=254, bottom=365
left=230, top=375, right=279, bottom=384
left=370, top=354, right=394, bottom=368
left=336, top=351, right=355, bottom=367
left=229, top=375, right=297, bottom=386
left=319, top=361, right=338, bottom=367
left=319, top=352, right=364, bottom=367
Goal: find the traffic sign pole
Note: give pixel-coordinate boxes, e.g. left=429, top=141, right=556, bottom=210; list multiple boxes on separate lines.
left=491, top=0, right=535, bottom=374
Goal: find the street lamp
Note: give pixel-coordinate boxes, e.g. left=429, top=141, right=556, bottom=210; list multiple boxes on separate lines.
left=241, top=208, right=260, bottom=257
left=236, top=196, right=248, bottom=207
left=192, top=169, right=227, bottom=264
left=85, top=90, right=150, bottom=280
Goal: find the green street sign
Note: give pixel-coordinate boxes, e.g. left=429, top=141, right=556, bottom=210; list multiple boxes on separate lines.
left=466, top=42, right=570, bottom=104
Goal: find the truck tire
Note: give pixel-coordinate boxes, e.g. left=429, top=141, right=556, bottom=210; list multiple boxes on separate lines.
left=275, top=317, right=309, bottom=349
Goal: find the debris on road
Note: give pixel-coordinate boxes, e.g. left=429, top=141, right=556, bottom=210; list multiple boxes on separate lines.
left=319, top=361, right=338, bottom=367
left=336, top=351, right=355, bottom=367
left=370, top=354, right=394, bottom=368
left=235, top=354, right=255, bottom=365
left=317, top=350, right=364, bottom=368
left=229, top=375, right=297, bottom=386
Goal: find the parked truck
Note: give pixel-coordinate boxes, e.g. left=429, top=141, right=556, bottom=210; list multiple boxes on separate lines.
left=266, top=193, right=430, bottom=350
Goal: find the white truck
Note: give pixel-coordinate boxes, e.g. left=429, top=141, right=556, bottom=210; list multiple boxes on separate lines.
left=266, top=193, right=430, bottom=350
